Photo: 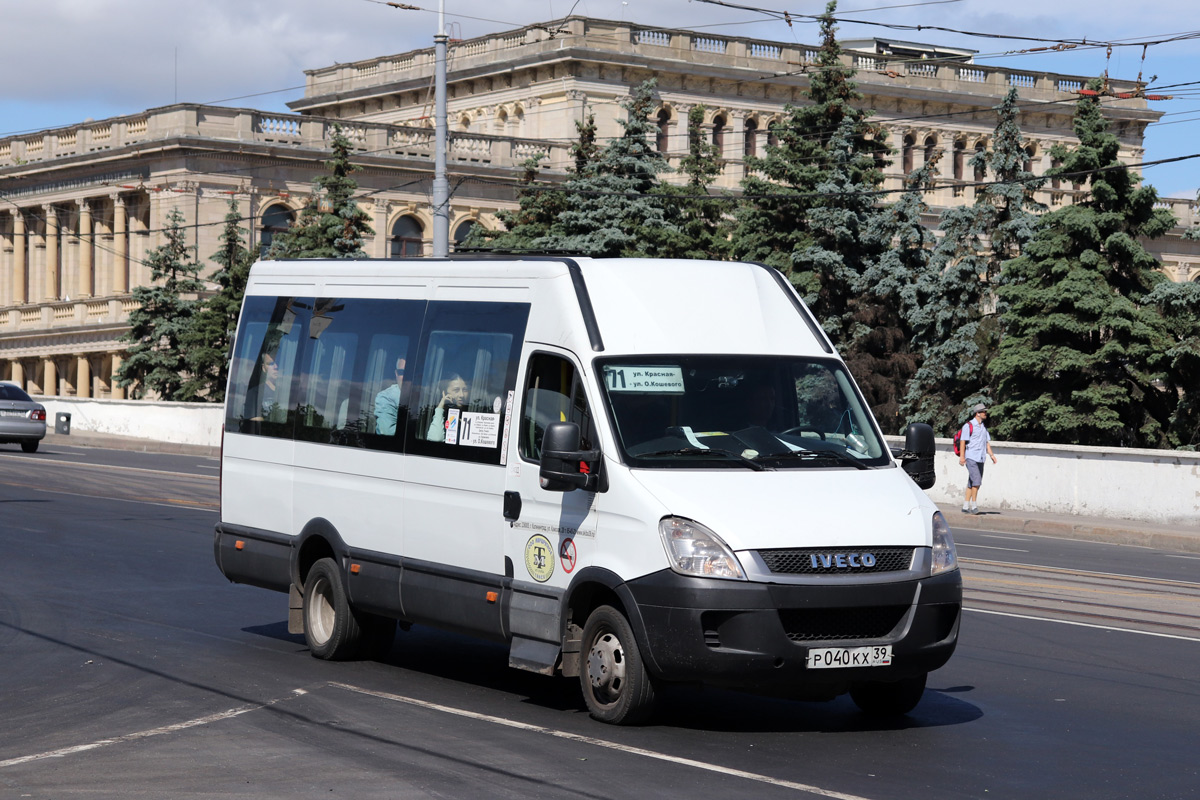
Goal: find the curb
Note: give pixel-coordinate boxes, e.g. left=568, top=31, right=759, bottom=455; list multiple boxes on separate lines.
left=940, top=506, right=1200, bottom=555
left=43, top=431, right=220, bottom=458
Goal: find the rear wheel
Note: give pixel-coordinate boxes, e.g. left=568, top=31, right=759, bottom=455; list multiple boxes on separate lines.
left=303, top=558, right=364, bottom=660
left=849, top=672, right=927, bottom=717
left=21, top=441, right=38, bottom=453
left=579, top=605, right=656, bottom=725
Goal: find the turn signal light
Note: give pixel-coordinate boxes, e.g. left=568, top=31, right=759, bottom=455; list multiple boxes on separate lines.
left=235, top=540, right=245, bottom=550
left=486, top=591, right=498, bottom=603
left=350, top=564, right=361, bottom=574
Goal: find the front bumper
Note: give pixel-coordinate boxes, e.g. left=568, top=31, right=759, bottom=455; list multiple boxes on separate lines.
left=624, top=568, right=961, bottom=694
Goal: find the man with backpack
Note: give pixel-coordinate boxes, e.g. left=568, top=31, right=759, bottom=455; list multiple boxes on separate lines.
left=958, top=403, right=997, bottom=514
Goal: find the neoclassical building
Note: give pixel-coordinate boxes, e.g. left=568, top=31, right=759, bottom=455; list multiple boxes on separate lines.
left=1, top=16, right=1197, bottom=398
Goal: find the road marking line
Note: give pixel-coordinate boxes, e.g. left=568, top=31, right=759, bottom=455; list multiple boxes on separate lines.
left=330, top=682, right=873, bottom=799
left=0, top=454, right=217, bottom=481
left=965, top=608, right=1200, bottom=643
left=0, top=691, right=305, bottom=769
left=956, top=543, right=1030, bottom=552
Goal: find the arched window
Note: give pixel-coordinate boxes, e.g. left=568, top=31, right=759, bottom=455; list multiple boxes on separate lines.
left=259, top=204, right=295, bottom=258
left=712, top=115, right=727, bottom=155
left=767, top=120, right=779, bottom=149
left=744, top=118, right=758, bottom=159
left=390, top=216, right=424, bottom=258
left=923, top=136, right=937, bottom=167
left=1024, top=145, right=1035, bottom=175
left=656, top=109, right=670, bottom=153
left=902, top=135, right=916, bottom=174
left=452, top=219, right=476, bottom=252
left=1051, top=156, right=1062, bottom=190
left=953, top=139, right=966, bottom=181
left=973, top=141, right=987, bottom=182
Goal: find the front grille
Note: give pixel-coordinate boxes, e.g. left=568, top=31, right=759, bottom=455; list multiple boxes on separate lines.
left=757, top=547, right=914, bottom=575
left=779, top=606, right=908, bottom=642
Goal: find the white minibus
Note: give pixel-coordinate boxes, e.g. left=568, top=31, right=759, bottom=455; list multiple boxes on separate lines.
left=215, top=257, right=959, bottom=724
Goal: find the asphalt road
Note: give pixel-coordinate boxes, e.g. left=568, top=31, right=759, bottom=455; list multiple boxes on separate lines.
left=1, top=443, right=1197, bottom=799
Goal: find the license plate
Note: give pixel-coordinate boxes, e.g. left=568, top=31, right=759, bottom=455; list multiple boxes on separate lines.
left=806, top=645, right=892, bottom=669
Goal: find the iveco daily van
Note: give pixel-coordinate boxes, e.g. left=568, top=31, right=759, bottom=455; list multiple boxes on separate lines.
left=215, top=257, right=960, bottom=724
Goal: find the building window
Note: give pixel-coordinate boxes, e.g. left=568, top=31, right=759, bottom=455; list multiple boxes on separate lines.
left=974, top=141, right=987, bottom=182
left=953, top=140, right=965, bottom=181
left=712, top=115, right=727, bottom=156
left=1024, top=145, right=1035, bottom=175
left=259, top=205, right=295, bottom=258
left=390, top=215, right=424, bottom=257
left=656, top=109, right=670, bottom=153
left=902, top=135, right=915, bottom=174
left=744, top=118, right=758, bottom=159
left=767, top=121, right=779, bottom=149
left=923, top=136, right=937, bottom=168
left=452, top=220, right=476, bottom=251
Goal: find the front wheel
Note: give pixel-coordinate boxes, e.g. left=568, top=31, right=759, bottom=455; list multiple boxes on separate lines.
left=303, top=557, right=364, bottom=661
left=579, top=605, right=656, bottom=725
left=849, top=672, right=927, bottom=717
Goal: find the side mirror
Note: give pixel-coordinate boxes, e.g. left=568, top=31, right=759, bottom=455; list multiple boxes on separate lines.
left=539, top=421, right=603, bottom=492
left=898, top=422, right=936, bottom=490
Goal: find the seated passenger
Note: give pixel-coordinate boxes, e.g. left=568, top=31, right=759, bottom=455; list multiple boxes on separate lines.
left=374, top=357, right=406, bottom=436
left=426, top=373, right=468, bottom=442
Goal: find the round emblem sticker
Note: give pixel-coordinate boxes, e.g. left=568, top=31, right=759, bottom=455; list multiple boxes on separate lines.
left=524, top=534, right=555, bottom=582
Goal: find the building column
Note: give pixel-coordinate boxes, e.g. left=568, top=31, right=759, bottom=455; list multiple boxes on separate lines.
left=76, top=356, right=92, bottom=398
left=374, top=199, right=390, bottom=258
left=78, top=199, right=93, bottom=298
left=11, top=361, right=24, bottom=392
left=43, top=359, right=58, bottom=397
left=112, top=194, right=128, bottom=294
left=44, top=205, right=59, bottom=301
left=12, top=210, right=26, bottom=305
left=110, top=354, right=125, bottom=400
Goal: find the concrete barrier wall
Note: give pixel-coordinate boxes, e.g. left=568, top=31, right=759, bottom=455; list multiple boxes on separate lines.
left=36, top=396, right=225, bottom=448
left=32, top=397, right=1200, bottom=528
left=886, top=436, right=1200, bottom=528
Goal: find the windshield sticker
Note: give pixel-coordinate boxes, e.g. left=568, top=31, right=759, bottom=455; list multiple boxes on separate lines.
left=604, top=366, right=685, bottom=393
left=459, top=411, right=500, bottom=448
left=445, top=409, right=460, bottom=444
left=499, top=391, right=515, bottom=465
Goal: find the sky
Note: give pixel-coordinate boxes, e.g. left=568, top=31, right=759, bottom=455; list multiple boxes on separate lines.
left=2, top=0, right=1198, bottom=199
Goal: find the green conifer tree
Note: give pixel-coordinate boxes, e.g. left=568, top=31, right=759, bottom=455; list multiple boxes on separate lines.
left=902, top=89, right=1045, bottom=433
left=179, top=200, right=254, bottom=402
left=117, top=208, right=205, bottom=400
left=729, top=1, right=889, bottom=342
left=991, top=82, right=1177, bottom=447
left=268, top=124, right=373, bottom=259
left=1145, top=279, right=1200, bottom=448
left=655, top=105, right=731, bottom=261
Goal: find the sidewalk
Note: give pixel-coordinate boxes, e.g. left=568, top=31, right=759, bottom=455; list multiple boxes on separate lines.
left=938, top=503, right=1200, bottom=555
left=35, top=429, right=1200, bottom=555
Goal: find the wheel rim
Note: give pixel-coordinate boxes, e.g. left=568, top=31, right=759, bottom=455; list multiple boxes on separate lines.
left=306, top=575, right=336, bottom=646
left=586, top=630, right=626, bottom=704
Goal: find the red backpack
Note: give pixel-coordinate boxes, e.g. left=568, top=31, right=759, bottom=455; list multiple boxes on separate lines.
left=952, top=421, right=973, bottom=456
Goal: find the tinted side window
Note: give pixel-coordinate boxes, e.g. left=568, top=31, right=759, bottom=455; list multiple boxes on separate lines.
left=225, top=296, right=305, bottom=438
left=409, top=301, right=529, bottom=465
left=519, top=354, right=595, bottom=462
left=294, top=298, right=424, bottom=450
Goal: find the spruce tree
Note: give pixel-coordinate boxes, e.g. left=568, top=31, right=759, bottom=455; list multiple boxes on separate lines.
left=991, top=82, right=1177, bottom=447
left=543, top=79, right=678, bottom=256
left=1146, top=279, right=1200, bottom=448
left=655, top=105, right=731, bottom=261
left=729, top=1, right=889, bottom=343
left=117, top=208, right=205, bottom=400
left=179, top=200, right=254, bottom=402
left=902, top=89, right=1045, bottom=433
left=268, top=124, right=373, bottom=259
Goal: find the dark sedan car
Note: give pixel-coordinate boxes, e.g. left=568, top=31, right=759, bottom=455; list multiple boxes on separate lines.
left=0, top=381, right=47, bottom=453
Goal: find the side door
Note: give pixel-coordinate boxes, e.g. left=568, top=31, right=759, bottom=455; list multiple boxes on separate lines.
left=503, top=349, right=601, bottom=669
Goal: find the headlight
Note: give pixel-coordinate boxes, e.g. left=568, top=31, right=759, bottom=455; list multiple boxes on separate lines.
left=658, top=517, right=746, bottom=580
left=931, top=511, right=959, bottom=574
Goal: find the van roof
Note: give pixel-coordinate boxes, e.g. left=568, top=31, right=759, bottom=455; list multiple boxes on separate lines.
left=247, top=257, right=834, bottom=359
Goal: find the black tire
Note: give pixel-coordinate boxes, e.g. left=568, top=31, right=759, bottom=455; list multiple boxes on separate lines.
left=849, top=672, right=927, bottom=717
left=21, top=441, right=38, bottom=453
left=302, top=558, right=364, bottom=660
left=579, top=605, right=656, bottom=725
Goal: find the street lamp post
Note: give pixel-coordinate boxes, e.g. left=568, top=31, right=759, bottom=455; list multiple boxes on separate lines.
left=431, top=0, right=450, bottom=258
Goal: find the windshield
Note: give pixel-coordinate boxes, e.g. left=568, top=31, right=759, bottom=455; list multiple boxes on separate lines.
left=598, top=356, right=890, bottom=469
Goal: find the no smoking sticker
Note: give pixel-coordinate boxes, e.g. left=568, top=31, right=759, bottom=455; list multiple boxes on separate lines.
left=560, top=538, right=577, bottom=573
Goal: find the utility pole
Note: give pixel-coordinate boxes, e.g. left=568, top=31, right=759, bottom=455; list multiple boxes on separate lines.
left=431, top=0, right=450, bottom=257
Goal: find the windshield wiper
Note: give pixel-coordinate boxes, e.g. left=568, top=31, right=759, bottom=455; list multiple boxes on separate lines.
left=760, top=449, right=870, bottom=470
left=634, top=447, right=770, bottom=471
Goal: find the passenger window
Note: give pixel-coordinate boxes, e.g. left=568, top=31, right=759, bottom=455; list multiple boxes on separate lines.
left=519, top=353, right=595, bottom=462
left=409, top=301, right=529, bottom=464
left=225, top=296, right=304, bottom=438
left=293, top=298, right=423, bottom=449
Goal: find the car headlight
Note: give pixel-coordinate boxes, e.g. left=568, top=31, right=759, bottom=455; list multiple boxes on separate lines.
left=658, top=517, right=746, bottom=580
left=931, top=511, right=959, bottom=574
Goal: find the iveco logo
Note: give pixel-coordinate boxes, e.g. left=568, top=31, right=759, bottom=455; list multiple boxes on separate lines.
left=810, top=553, right=877, bottom=569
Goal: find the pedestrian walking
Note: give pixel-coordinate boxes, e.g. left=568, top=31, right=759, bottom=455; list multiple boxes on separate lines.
left=959, top=403, right=996, bottom=514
